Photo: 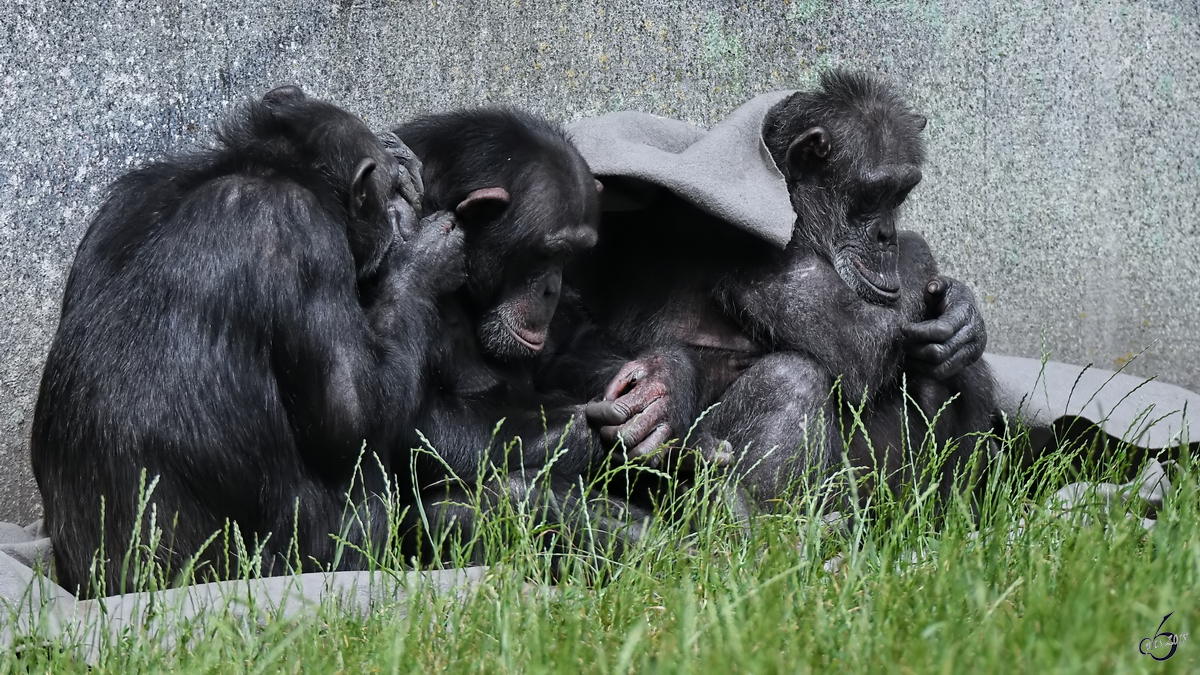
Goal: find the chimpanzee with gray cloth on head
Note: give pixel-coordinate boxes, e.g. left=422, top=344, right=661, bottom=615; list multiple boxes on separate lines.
left=561, top=70, right=996, bottom=514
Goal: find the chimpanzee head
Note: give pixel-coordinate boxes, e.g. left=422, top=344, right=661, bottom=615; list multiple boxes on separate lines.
left=764, top=71, right=927, bottom=305
left=227, top=85, right=406, bottom=279
left=396, top=109, right=601, bottom=360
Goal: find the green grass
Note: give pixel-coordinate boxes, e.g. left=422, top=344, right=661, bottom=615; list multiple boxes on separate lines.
left=4, top=422, right=1198, bottom=674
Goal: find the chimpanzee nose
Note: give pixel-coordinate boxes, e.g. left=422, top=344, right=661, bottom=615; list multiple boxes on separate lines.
left=870, top=219, right=896, bottom=247
left=538, top=270, right=562, bottom=299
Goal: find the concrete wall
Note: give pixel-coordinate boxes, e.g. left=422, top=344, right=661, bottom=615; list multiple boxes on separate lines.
left=1, top=0, right=1197, bottom=522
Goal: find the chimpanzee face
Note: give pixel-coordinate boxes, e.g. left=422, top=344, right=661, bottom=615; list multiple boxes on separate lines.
left=456, top=170, right=601, bottom=360
left=476, top=226, right=595, bottom=359
left=782, top=97, right=926, bottom=306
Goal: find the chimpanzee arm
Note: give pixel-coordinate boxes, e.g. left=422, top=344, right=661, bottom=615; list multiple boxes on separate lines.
left=897, top=231, right=988, bottom=380
left=271, top=187, right=462, bottom=479
left=402, top=364, right=606, bottom=503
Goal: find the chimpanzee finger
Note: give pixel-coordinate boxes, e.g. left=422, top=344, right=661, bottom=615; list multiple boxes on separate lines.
left=387, top=197, right=421, bottom=242
left=395, top=163, right=423, bottom=215
left=629, top=424, right=673, bottom=466
left=378, top=134, right=424, bottom=185
left=926, top=343, right=978, bottom=381
left=606, top=398, right=668, bottom=450
left=610, top=379, right=668, bottom=424
left=942, top=281, right=987, bottom=349
left=379, top=132, right=425, bottom=208
left=604, top=360, right=649, bottom=401
left=904, top=291, right=973, bottom=345
left=909, top=328, right=984, bottom=378
left=678, top=440, right=733, bottom=472
left=418, top=211, right=457, bottom=239
left=923, top=276, right=949, bottom=312
left=907, top=340, right=949, bottom=366
left=702, top=440, right=734, bottom=467
left=586, top=400, right=630, bottom=427
left=901, top=318, right=957, bottom=346
left=599, top=423, right=621, bottom=444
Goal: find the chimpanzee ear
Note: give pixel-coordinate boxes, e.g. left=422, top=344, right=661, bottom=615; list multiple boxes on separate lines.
left=785, top=126, right=831, bottom=174
left=349, top=158, right=377, bottom=219
left=914, top=115, right=928, bottom=132
left=594, top=179, right=604, bottom=194
left=456, top=187, right=511, bottom=223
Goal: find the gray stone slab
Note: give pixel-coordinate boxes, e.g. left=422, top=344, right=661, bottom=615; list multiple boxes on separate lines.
left=0, top=559, right=488, bottom=663
left=2, top=1, right=1198, bottom=522
left=988, top=354, right=1200, bottom=449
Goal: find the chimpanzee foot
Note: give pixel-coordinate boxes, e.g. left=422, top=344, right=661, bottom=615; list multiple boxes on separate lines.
left=677, top=438, right=734, bottom=473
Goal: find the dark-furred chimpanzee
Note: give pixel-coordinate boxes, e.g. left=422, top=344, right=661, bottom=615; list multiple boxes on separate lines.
left=564, top=71, right=993, bottom=514
left=32, top=86, right=462, bottom=597
left=391, top=110, right=647, bottom=560
left=695, top=71, right=997, bottom=510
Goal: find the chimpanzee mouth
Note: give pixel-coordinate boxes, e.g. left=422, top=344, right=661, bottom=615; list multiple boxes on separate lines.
left=849, top=256, right=901, bottom=302
left=504, top=323, right=546, bottom=352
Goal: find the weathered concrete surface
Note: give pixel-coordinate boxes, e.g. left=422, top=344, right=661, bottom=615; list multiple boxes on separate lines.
left=1, top=1, right=1197, bottom=521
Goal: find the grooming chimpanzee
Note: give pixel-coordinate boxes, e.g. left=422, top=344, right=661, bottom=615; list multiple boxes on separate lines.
left=32, top=86, right=462, bottom=596
left=565, top=71, right=993, bottom=513
left=695, top=71, right=997, bottom=510
left=391, top=109, right=648, bottom=560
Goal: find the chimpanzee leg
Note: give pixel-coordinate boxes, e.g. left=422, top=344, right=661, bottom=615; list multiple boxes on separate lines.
left=693, top=352, right=841, bottom=513
left=401, top=468, right=650, bottom=567
left=902, top=360, right=999, bottom=499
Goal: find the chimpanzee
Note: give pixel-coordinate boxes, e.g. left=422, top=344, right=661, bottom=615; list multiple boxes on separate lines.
left=697, top=71, right=997, bottom=509
left=700, top=70, right=993, bottom=506
left=565, top=71, right=993, bottom=512
left=390, top=109, right=648, bottom=560
left=31, top=86, right=462, bottom=596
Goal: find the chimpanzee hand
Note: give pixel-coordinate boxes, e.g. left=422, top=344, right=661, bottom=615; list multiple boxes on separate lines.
left=901, top=275, right=987, bottom=380
left=387, top=204, right=465, bottom=294
left=378, top=132, right=425, bottom=216
left=585, top=355, right=676, bottom=465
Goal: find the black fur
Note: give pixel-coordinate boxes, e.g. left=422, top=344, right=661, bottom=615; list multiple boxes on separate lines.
left=32, top=87, right=461, bottom=596
left=392, top=110, right=643, bottom=561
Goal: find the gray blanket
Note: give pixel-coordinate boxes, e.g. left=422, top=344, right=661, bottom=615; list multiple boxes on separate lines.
left=0, top=546, right=486, bottom=662
left=569, top=90, right=797, bottom=248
